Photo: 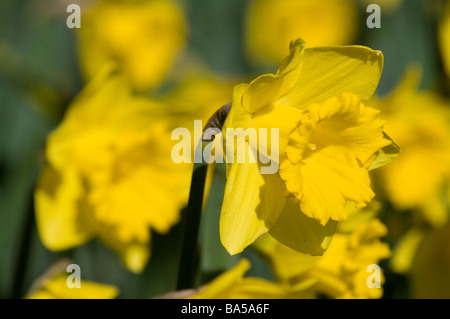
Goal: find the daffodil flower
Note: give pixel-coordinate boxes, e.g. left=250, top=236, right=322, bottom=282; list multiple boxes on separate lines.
left=245, top=0, right=359, bottom=65
left=371, top=69, right=450, bottom=227
left=26, top=260, right=119, bottom=299
left=220, top=38, right=395, bottom=256
left=77, top=0, right=187, bottom=91
left=34, top=70, right=190, bottom=273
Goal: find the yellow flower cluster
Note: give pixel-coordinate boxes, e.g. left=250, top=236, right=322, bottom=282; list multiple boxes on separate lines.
left=34, top=0, right=234, bottom=276
left=189, top=211, right=390, bottom=299
left=29, top=0, right=414, bottom=300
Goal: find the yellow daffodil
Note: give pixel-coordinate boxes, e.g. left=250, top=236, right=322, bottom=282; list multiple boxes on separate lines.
left=190, top=258, right=317, bottom=299
left=439, top=0, right=450, bottom=78
left=26, top=260, right=119, bottom=299
left=244, top=0, right=359, bottom=65
left=220, top=38, right=395, bottom=256
left=254, top=218, right=391, bottom=299
left=77, top=0, right=187, bottom=91
left=34, top=69, right=190, bottom=274
left=370, top=70, right=450, bottom=227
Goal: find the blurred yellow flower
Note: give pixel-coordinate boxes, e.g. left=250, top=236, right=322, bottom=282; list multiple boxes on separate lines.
left=254, top=218, right=391, bottom=299
left=439, top=0, right=450, bottom=78
left=190, top=258, right=317, bottom=299
left=371, top=70, right=450, bottom=227
left=34, top=70, right=190, bottom=274
left=389, top=227, right=424, bottom=274
left=244, top=0, right=359, bottom=65
left=28, top=274, right=119, bottom=299
left=220, top=38, right=394, bottom=256
left=77, top=0, right=187, bottom=91
left=162, top=74, right=235, bottom=130
left=26, top=260, right=119, bottom=299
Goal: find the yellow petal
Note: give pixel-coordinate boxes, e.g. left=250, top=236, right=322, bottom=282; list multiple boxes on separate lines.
left=34, top=165, right=92, bottom=251
left=92, top=219, right=151, bottom=274
left=282, top=93, right=390, bottom=225
left=217, top=276, right=315, bottom=299
left=220, top=162, right=286, bottom=255
left=242, top=38, right=305, bottom=114
left=223, top=84, right=252, bottom=176
left=228, top=79, right=305, bottom=170
left=299, top=154, right=373, bottom=224
left=191, top=258, right=316, bottom=299
left=268, top=198, right=337, bottom=256
left=277, top=46, right=383, bottom=108
left=123, top=243, right=151, bottom=274
left=190, top=259, right=250, bottom=299
left=27, top=273, right=119, bottom=299
left=253, top=235, right=321, bottom=283
left=390, top=228, right=424, bottom=274
left=242, top=74, right=283, bottom=114
left=373, top=70, right=450, bottom=211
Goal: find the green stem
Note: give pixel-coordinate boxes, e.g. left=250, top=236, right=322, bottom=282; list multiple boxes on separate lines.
left=176, top=141, right=209, bottom=290
left=12, top=174, right=37, bottom=299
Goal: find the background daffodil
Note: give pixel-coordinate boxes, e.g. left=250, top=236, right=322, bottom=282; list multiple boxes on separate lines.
left=368, top=69, right=450, bottom=288
left=371, top=70, right=450, bottom=227
left=34, top=70, right=190, bottom=274
left=244, top=0, right=359, bottom=66
left=220, top=39, right=395, bottom=256
left=190, top=258, right=317, bottom=299
left=77, top=0, right=187, bottom=91
left=26, top=259, right=119, bottom=299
